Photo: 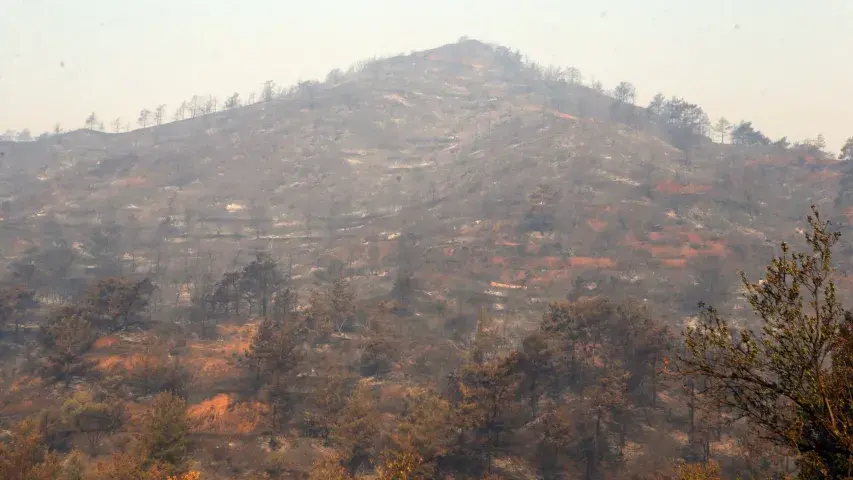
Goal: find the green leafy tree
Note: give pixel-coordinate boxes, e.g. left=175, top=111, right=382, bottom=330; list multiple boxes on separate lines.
left=331, top=381, right=382, bottom=472
left=681, top=206, right=853, bottom=478
left=138, top=391, right=189, bottom=470
left=60, top=390, right=124, bottom=453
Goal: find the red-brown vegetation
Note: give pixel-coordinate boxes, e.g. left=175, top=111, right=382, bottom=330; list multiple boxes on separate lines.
left=655, top=182, right=711, bottom=195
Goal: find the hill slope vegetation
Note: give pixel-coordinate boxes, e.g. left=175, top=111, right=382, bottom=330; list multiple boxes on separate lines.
left=1, top=39, right=852, bottom=479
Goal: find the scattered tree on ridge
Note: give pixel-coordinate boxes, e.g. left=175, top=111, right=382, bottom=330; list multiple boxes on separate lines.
left=224, top=92, right=241, bottom=109
left=612, top=81, right=636, bottom=105
left=730, top=121, right=770, bottom=146
left=154, top=104, right=166, bottom=125
left=712, top=117, right=731, bottom=144
left=138, top=109, right=151, bottom=128
left=84, top=112, right=98, bottom=130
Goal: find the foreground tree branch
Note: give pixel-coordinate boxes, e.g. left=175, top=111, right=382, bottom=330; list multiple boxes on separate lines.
left=680, top=206, right=853, bottom=478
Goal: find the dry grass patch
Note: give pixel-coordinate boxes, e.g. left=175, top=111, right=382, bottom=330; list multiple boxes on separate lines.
left=92, top=336, right=120, bottom=350
left=188, top=393, right=268, bottom=435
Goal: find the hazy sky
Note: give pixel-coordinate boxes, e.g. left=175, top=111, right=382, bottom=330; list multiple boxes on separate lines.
left=1, top=0, right=851, bottom=149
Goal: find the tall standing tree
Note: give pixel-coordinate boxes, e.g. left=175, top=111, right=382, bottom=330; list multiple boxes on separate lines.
left=730, top=121, right=770, bottom=146
left=565, top=66, right=582, bottom=84
left=455, top=351, right=522, bottom=472
left=224, top=92, right=241, bottom=109
left=16, top=129, right=32, bottom=141
left=815, top=133, right=827, bottom=152
left=331, top=381, right=382, bottom=472
left=657, top=96, right=710, bottom=159
left=112, top=118, right=122, bottom=133
left=681, top=207, right=853, bottom=478
left=174, top=102, right=187, bottom=121
left=582, top=366, right=628, bottom=480
left=84, top=276, right=155, bottom=333
left=238, top=252, right=281, bottom=317
left=329, top=277, right=356, bottom=332
left=612, top=81, right=636, bottom=105
left=154, top=104, right=166, bottom=125
left=609, top=81, right=638, bottom=124
left=188, top=96, right=200, bottom=118
left=840, top=137, right=853, bottom=162
left=589, top=78, right=604, bottom=93
left=59, top=390, right=124, bottom=453
left=325, top=68, right=344, bottom=84
left=204, top=96, right=216, bottom=114
left=138, top=109, right=151, bottom=128
left=84, top=112, right=98, bottom=130
left=647, top=93, right=666, bottom=116
left=138, top=392, right=189, bottom=470
left=0, top=286, right=38, bottom=338
left=244, top=316, right=307, bottom=435
left=712, top=117, right=731, bottom=144
left=261, top=80, right=277, bottom=103
left=53, top=123, right=62, bottom=135
left=40, top=306, right=96, bottom=384
left=774, top=136, right=791, bottom=149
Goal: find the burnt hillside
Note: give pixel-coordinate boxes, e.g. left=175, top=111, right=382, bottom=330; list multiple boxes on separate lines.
left=0, top=39, right=841, bottom=323
left=0, top=38, right=848, bottom=480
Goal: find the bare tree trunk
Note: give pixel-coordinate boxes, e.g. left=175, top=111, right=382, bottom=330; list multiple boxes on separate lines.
left=687, top=377, right=695, bottom=433
left=651, top=353, right=658, bottom=407
left=595, top=410, right=602, bottom=461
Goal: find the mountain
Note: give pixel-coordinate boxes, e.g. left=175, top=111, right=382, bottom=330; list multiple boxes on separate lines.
left=0, top=39, right=847, bottom=479
left=0, top=39, right=840, bottom=319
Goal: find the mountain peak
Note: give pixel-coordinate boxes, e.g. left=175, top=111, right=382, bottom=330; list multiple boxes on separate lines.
left=421, top=37, right=504, bottom=65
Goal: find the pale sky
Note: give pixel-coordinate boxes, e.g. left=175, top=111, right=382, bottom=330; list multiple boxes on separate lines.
left=1, top=0, right=851, bottom=149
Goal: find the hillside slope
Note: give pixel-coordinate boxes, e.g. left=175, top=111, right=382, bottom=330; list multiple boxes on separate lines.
left=0, top=40, right=840, bottom=323
left=0, top=38, right=849, bottom=480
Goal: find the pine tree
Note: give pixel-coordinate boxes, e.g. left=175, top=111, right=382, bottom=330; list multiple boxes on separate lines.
left=682, top=207, right=853, bottom=478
